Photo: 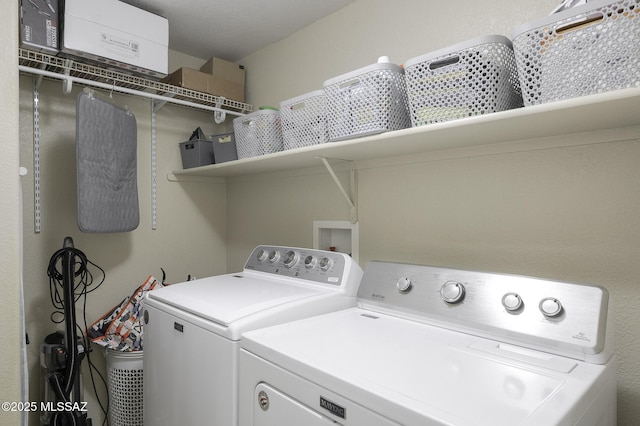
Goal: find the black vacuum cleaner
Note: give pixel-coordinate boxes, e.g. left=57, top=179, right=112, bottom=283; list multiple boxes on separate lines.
left=43, top=237, right=93, bottom=426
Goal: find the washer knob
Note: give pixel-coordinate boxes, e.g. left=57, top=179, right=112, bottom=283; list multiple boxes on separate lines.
left=256, top=249, right=268, bottom=261
left=440, top=281, right=465, bottom=304
left=319, top=257, right=333, bottom=271
left=396, top=277, right=412, bottom=293
left=304, top=255, right=316, bottom=269
left=502, top=292, right=523, bottom=312
left=539, top=297, right=563, bottom=317
left=283, top=250, right=299, bottom=268
left=268, top=250, right=280, bottom=263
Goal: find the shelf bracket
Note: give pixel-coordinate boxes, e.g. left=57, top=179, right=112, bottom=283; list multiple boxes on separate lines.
left=151, top=95, right=171, bottom=113
left=317, top=156, right=358, bottom=223
left=35, top=62, right=47, bottom=91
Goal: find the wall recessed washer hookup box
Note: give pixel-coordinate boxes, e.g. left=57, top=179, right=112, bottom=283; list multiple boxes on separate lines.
left=61, top=0, right=168, bottom=78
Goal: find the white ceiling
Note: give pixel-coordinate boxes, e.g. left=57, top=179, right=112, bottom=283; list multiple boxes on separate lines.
left=121, top=0, right=355, bottom=62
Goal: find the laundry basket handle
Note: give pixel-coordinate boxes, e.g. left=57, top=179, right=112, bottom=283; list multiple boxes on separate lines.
left=556, top=12, right=604, bottom=34
left=429, top=55, right=461, bottom=70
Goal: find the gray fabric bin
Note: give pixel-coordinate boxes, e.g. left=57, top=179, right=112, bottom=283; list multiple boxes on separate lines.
left=211, top=133, right=238, bottom=163
left=179, top=139, right=214, bottom=168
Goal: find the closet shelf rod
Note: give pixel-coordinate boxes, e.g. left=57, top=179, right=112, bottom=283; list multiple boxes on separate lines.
left=19, top=65, right=247, bottom=117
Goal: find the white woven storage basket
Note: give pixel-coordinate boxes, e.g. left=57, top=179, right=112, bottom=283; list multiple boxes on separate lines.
left=323, top=61, right=410, bottom=141
left=280, top=90, right=327, bottom=150
left=233, top=110, right=283, bottom=159
left=404, top=35, right=523, bottom=127
left=512, top=0, right=640, bottom=106
left=106, top=349, right=144, bottom=426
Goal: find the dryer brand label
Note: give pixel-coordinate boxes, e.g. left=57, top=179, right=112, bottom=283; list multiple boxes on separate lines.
left=174, top=322, right=184, bottom=333
left=320, top=397, right=345, bottom=419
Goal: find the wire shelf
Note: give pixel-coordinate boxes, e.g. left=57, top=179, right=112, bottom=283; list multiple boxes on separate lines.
left=18, top=48, right=253, bottom=114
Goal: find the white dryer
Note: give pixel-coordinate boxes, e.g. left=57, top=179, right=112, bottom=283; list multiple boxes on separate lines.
left=239, top=261, right=617, bottom=426
left=143, top=245, right=362, bottom=426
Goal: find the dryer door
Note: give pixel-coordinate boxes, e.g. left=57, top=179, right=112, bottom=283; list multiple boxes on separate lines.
left=253, top=383, right=340, bottom=426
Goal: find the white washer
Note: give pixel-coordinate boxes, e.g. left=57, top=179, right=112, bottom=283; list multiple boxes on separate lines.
left=143, top=245, right=362, bottom=426
left=239, top=261, right=617, bottom=426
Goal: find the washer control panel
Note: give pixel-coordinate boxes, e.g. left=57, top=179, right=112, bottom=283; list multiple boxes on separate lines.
left=244, top=245, right=352, bottom=286
left=357, top=261, right=609, bottom=359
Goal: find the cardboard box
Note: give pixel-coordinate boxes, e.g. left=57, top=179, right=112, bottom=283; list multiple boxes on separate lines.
left=61, top=0, right=168, bottom=78
left=20, top=0, right=59, bottom=53
left=163, top=68, right=210, bottom=94
left=162, top=68, right=245, bottom=102
left=200, top=57, right=246, bottom=86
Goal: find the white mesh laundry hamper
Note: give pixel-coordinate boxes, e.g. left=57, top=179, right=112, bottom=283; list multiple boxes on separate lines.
left=323, top=60, right=410, bottom=141
left=512, top=0, right=640, bottom=105
left=279, top=90, right=327, bottom=149
left=106, top=349, right=144, bottom=426
left=404, top=35, right=523, bottom=126
left=233, top=109, right=283, bottom=159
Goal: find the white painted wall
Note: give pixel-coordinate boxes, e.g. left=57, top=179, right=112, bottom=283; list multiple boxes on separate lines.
left=241, top=0, right=559, bottom=108
left=233, top=0, right=640, bottom=423
left=9, top=1, right=640, bottom=425
left=1, top=2, right=23, bottom=426
left=17, top=65, right=228, bottom=425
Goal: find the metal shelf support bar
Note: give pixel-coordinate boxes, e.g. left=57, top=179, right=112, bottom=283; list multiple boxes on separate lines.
left=33, top=79, right=42, bottom=233
left=151, top=101, right=159, bottom=230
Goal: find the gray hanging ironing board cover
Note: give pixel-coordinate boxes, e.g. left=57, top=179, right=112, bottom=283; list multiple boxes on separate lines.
left=76, top=92, right=139, bottom=232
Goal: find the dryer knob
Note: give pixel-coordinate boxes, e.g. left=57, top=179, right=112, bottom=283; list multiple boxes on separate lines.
left=440, top=281, right=465, bottom=304
left=502, top=292, right=523, bottom=312
left=539, top=297, right=563, bottom=317
left=396, top=277, right=412, bottom=293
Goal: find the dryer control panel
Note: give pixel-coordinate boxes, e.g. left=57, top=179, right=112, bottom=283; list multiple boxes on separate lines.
left=243, top=245, right=359, bottom=288
left=357, top=261, right=610, bottom=363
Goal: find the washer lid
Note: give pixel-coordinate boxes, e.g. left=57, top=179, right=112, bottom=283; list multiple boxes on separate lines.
left=241, top=308, right=613, bottom=425
left=146, top=273, right=323, bottom=327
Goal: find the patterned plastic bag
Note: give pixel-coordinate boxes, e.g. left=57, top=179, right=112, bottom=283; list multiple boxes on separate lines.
left=87, top=275, right=164, bottom=351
